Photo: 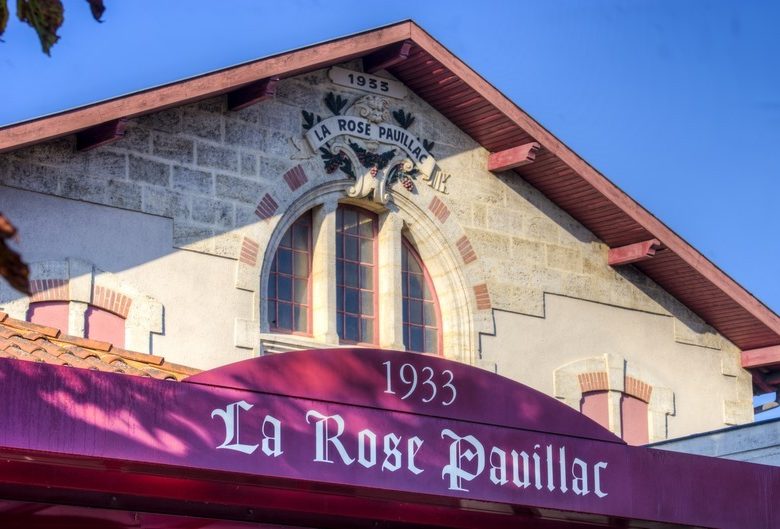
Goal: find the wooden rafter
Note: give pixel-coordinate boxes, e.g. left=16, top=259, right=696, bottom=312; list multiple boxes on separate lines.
left=363, top=40, right=413, bottom=73
left=487, top=142, right=541, bottom=172
left=227, top=77, right=280, bottom=112
left=75, top=118, right=128, bottom=152
left=742, top=345, right=780, bottom=369
left=608, top=239, right=662, bottom=266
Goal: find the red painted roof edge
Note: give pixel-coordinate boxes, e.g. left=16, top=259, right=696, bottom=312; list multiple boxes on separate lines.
left=0, top=20, right=777, bottom=351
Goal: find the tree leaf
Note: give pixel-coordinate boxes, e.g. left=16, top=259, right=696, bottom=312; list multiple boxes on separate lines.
left=0, top=1, right=9, bottom=39
left=16, top=0, right=65, bottom=56
left=85, top=0, right=104, bottom=21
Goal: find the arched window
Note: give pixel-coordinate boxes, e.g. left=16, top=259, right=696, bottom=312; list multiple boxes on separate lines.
left=267, top=212, right=312, bottom=334
left=336, top=206, right=377, bottom=344
left=402, top=239, right=441, bottom=354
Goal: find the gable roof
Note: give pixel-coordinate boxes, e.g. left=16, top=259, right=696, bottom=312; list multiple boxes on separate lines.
left=0, top=311, right=199, bottom=380
left=0, top=21, right=778, bottom=365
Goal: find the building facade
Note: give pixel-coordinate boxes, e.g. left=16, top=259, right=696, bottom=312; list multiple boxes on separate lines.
left=1, top=22, right=778, bottom=448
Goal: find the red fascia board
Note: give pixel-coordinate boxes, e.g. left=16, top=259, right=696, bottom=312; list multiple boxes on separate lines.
left=0, top=22, right=414, bottom=153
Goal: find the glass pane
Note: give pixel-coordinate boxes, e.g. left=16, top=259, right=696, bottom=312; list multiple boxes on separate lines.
left=345, top=315, right=359, bottom=341
left=278, top=302, right=292, bottom=329
left=268, top=275, right=276, bottom=298
left=267, top=300, right=276, bottom=326
left=280, top=228, right=292, bottom=248
left=424, top=328, right=438, bottom=353
left=360, top=265, right=373, bottom=290
left=278, top=249, right=292, bottom=275
left=409, top=300, right=422, bottom=324
left=337, top=313, right=343, bottom=338
left=424, top=302, right=436, bottom=326
left=360, top=238, right=374, bottom=264
left=345, top=288, right=359, bottom=313
left=407, top=252, right=422, bottom=274
left=358, top=214, right=373, bottom=238
left=402, top=298, right=409, bottom=321
left=410, top=326, right=424, bottom=352
left=293, top=222, right=309, bottom=251
left=361, top=290, right=374, bottom=316
left=408, top=274, right=423, bottom=299
left=423, top=280, right=432, bottom=301
left=271, top=255, right=278, bottom=272
left=343, top=262, right=358, bottom=287
left=294, top=306, right=307, bottom=332
left=278, top=276, right=292, bottom=301
left=344, top=236, right=358, bottom=260
left=337, top=290, right=344, bottom=311
left=293, top=252, right=309, bottom=277
left=293, top=278, right=308, bottom=304
left=361, top=318, right=374, bottom=343
left=336, top=234, right=343, bottom=258
left=342, top=209, right=357, bottom=235
left=336, top=261, right=343, bottom=286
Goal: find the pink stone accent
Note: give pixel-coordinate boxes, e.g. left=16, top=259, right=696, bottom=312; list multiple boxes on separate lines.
left=240, top=237, right=260, bottom=266
left=427, top=196, right=450, bottom=223
left=92, top=286, right=132, bottom=318
left=578, top=371, right=609, bottom=393
left=283, top=165, right=308, bottom=191
left=473, top=283, right=491, bottom=310
left=255, top=193, right=278, bottom=220
left=29, top=279, right=69, bottom=302
left=456, top=236, right=477, bottom=264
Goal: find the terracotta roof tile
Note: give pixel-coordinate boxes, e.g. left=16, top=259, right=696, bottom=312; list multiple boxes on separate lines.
left=54, top=334, right=112, bottom=352
left=0, top=326, right=22, bottom=339
left=2, top=318, right=60, bottom=338
left=0, top=315, right=199, bottom=381
left=8, top=336, right=46, bottom=354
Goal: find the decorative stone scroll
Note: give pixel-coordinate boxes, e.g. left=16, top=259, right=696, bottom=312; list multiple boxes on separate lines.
left=292, top=92, right=451, bottom=204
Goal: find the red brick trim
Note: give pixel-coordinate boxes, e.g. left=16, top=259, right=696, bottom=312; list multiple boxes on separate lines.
left=282, top=165, right=308, bottom=191
left=456, top=236, right=477, bottom=264
left=92, top=285, right=132, bottom=319
left=255, top=194, right=279, bottom=220
left=240, top=237, right=260, bottom=267
left=428, top=196, right=450, bottom=223
left=625, top=376, right=653, bottom=403
left=473, top=283, right=491, bottom=310
left=578, top=371, right=609, bottom=393
left=29, top=279, right=70, bottom=303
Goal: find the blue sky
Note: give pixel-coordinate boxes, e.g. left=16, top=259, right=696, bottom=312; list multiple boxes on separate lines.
left=1, top=1, right=778, bottom=317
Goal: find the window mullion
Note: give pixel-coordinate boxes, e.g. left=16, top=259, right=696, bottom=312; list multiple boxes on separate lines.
left=377, top=212, right=405, bottom=350
left=312, top=201, right=340, bottom=344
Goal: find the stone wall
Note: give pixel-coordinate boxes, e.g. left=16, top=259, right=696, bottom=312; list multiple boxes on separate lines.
left=0, top=59, right=753, bottom=435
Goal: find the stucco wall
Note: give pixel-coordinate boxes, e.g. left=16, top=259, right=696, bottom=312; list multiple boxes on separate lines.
left=0, top=60, right=753, bottom=436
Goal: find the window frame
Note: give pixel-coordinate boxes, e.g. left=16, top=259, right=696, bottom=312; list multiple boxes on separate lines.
left=267, top=211, right=314, bottom=336
left=335, top=205, right=379, bottom=346
left=401, top=237, right=443, bottom=355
